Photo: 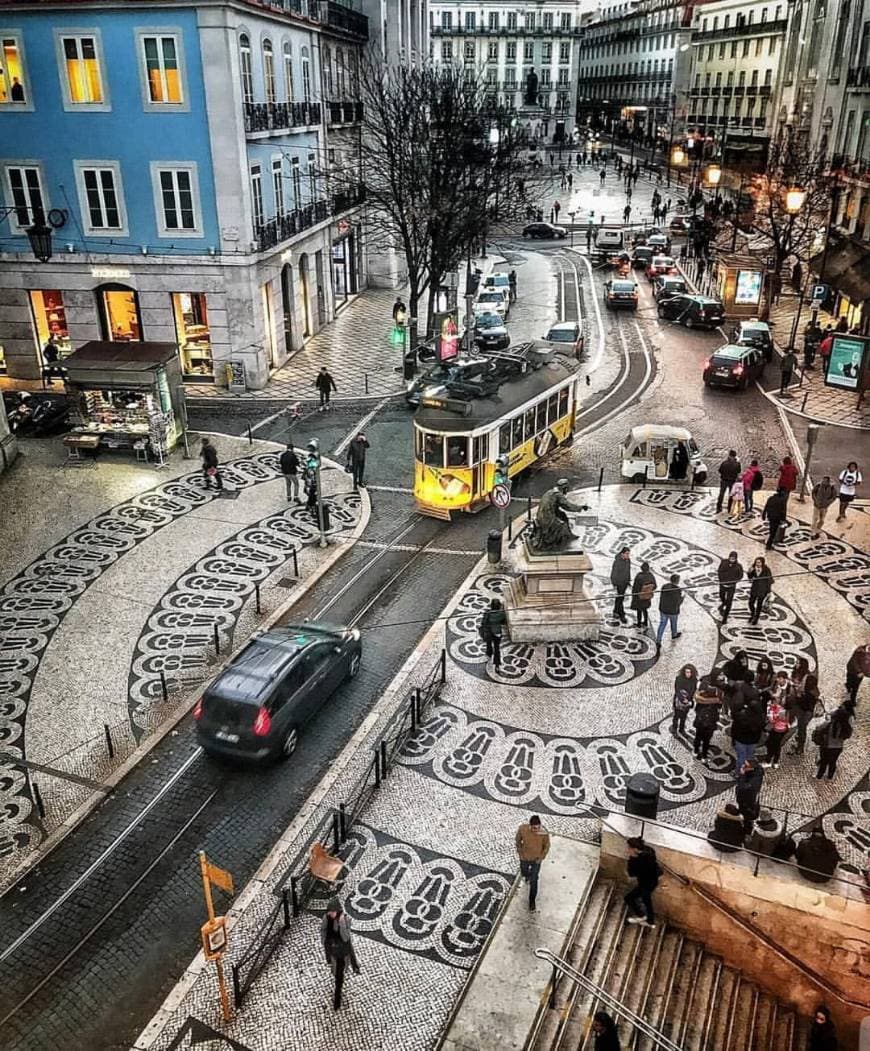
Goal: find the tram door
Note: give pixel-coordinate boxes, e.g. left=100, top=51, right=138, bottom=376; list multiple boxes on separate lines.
left=471, top=434, right=488, bottom=502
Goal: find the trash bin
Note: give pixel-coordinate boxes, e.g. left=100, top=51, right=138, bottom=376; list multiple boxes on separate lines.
left=486, top=528, right=502, bottom=564
left=403, top=347, right=417, bottom=381
left=319, top=501, right=331, bottom=532
left=625, top=772, right=660, bottom=819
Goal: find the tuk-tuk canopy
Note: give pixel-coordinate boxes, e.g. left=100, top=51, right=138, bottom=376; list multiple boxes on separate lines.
left=624, top=424, right=694, bottom=447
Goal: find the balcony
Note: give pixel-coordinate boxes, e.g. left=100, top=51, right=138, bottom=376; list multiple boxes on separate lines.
left=331, top=182, right=366, bottom=215
left=327, top=100, right=363, bottom=125
left=691, top=18, right=787, bottom=42
left=244, top=101, right=322, bottom=134
left=847, top=65, right=870, bottom=88
left=256, top=200, right=329, bottom=252
left=319, top=0, right=368, bottom=38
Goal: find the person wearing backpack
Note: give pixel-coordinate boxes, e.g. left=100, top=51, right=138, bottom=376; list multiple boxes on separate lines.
left=788, top=672, right=819, bottom=755
left=742, top=459, right=763, bottom=513
left=630, top=561, right=656, bottom=630
left=693, top=673, right=721, bottom=761
left=480, top=598, right=507, bottom=670
left=814, top=701, right=855, bottom=780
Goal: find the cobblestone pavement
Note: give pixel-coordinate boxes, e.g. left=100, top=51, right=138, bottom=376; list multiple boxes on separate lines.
left=140, top=484, right=869, bottom=1051
left=0, top=435, right=363, bottom=888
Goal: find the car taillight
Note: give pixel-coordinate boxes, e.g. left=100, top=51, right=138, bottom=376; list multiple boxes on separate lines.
left=703, top=358, right=710, bottom=369
left=253, top=707, right=272, bottom=736
left=193, top=697, right=203, bottom=721
left=699, top=310, right=706, bottom=318
left=733, top=365, right=744, bottom=375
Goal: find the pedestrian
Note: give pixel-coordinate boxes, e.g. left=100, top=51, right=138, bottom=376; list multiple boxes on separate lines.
left=747, top=808, right=783, bottom=856
left=315, top=366, right=337, bottom=411
left=716, top=450, right=741, bottom=513
left=479, top=598, right=507, bottom=670
left=321, top=897, right=360, bottom=1010
left=762, top=693, right=791, bottom=768
left=845, top=642, right=870, bottom=703
left=735, top=757, right=764, bottom=833
left=717, top=550, right=743, bottom=623
left=814, top=701, right=855, bottom=780
left=707, top=802, right=745, bottom=852
left=610, top=546, right=631, bottom=624
left=761, top=487, right=788, bottom=549
left=791, top=260, right=803, bottom=291
left=776, top=456, right=798, bottom=503
left=819, top=330, right=834, bottom=375
left=731, top=698, right=765, bottom=771
left=508, top=269, right=517, bottom=303
left=553, top=200, right=561, bottom=222
left=755, top=656, right=776, bottom=697
left=630, top=561, right=656, bottom=630
left=592, top=1011, right=621, bottom=1051
left=746, top=555, right=772, bottom=624
left=835, top=461, right=862, bottom=522
left=811, top=475, right=838, bottom=537
left=655, top=573, right=683, bottom=652
left=305, top=469, right=320, bottom=521
left=728, top=477, right=745, bottom=522
left=741, top=458, right=763, bottom=513
left=623, top=204, right=631, bottom=223
left=560, top=173, right=567, bottom=190
left=515, top=814, right=550, bottom=911
left=797, top=828, right=841, bottom=884
left=576, top=152, right=582, bottom=167
left=279, top=442, right=301, bottom=503
left=836, top=315, right=849, bottom=333
left=779, top=348, right=798, bottom=395
left=788, top=671, right=819, bottom=755
left=693, top=672, right=721, bottom=762
left=392, top=296, right=407, bottom=324
left=671, top=663, right=697, bottom=736
left=600, top=169, right=606, bottom=187
left=567, top=172, right=573, bottom=189
left=199, top=437, right=223, bottom=492
left=624, top=836, right=661, bottom=928
left=346, top=432, right=369, bottom=490
left=586, top=227, right=593, bottom=250
left=806, top=1004, right=838, bottom=1050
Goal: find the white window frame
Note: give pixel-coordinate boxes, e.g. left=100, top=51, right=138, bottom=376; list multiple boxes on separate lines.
left=301, top=46, right=311, bottom=101
left=282, top=41, right=294, bottom=102
left=135, top=28, right=188, bottom=112
left=263, top=38, right=276, bottom=104
left=290, top=157, right=301, bottom=208
left=272, top=155, right=285, bottom=218
left=54, top=28, right=110, bottom=112
left=239, top=32, right=254, bottom=105
left=149, top=162, right=202, bottom=237
left=2, top=161, right=46, bottom=232
left=250, top=164, right=264, bottom=231
left=0, top=31, right=34, bottom=111
left=74, top=160, right=128, bottom=236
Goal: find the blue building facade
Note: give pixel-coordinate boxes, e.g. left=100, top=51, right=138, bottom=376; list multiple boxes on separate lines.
left=0, top=0, right=368, bottom=388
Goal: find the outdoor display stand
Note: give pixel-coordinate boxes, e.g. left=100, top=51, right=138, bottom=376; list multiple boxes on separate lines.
left=713, top=253, right=767, bottom=318
left=62, top=341, right=183, bottom=461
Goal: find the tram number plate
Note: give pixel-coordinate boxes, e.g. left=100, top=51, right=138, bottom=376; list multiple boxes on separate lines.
left=490, top=484, right=511, bottom=509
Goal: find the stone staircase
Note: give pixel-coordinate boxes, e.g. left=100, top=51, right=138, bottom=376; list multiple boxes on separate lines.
left=532, top=876, right=810, bottom=1051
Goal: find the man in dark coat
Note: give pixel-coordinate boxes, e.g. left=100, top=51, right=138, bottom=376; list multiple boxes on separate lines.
left=200, top=437, right=223, bottom=491
left=480, top=598, right=507, bottom=669
left=762, top=488, right=788, bottom=549
left=732, top=703, right=765, bottom=772
left=280, top=443, right=301, bottom=502
left=716, top=450, right=741, bottom=513
left=624, top=836, right=660, bottom=928
left=346, top=432, right=370, bottom=490
left=735, top=757, right=764, bottom=833
left=610, top=547, right=631, bottom=624
left=717, top=551, right=743, bottom=623
left=315, top=366, right=337, bottom=411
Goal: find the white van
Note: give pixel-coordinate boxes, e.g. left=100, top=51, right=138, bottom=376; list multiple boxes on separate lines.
left=596, top=228, right=625, bottom=251
left=620, top=425, right=708, bottom=484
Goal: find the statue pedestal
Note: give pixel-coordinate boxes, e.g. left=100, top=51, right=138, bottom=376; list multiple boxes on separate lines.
left=505, top=535, right=601, bottom=643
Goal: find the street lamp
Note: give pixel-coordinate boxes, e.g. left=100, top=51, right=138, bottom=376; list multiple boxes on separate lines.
left=1, top=207, right=67, bottom=262
left=705, top=163, right=722, bottom=188
left=785, top=186, right=807, bottom=214
left=671, top=145, right=686, bottom=166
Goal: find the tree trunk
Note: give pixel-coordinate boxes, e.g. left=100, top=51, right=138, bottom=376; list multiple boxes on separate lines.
left=408, top=287, right=419, bottom=351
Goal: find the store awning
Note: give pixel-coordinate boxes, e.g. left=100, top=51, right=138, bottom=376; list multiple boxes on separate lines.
left=63, top=341, right=178, bottom=373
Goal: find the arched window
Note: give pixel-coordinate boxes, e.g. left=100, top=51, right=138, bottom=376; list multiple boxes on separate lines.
left=239, top=34, right=253, bottom=104
left=322, top=44, right=333, bottom=97
left=301, top=45, right=311, bottom=101
left=283, top=41, right=294, bottom=102
left=263, top=39, right=275, bottom=103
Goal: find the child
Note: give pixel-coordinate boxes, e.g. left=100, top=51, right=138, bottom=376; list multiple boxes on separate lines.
left=729, top=478, right=745, bottom=521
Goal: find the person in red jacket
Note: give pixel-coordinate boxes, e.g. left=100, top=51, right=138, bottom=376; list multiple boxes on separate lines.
left=777, top=456, right=799, bottom=504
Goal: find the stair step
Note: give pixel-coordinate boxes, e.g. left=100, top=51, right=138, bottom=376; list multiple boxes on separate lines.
left=753, top=993, right=777, bottom=1049
left=660, top=939, right=702, bottom=1045
left=769, top=1002, right=795, bottom=1051
left=707, top=966, right=740, bottom=1050
left=618, top=924, right=666, bottom=1046
left=682, top=952, right=722, bottom=1051
left=791, top=1014, right=811, bottom=1051
left=726, top=977, right=760, bottom=1050
left=634, top=929, right=684, bottom=1051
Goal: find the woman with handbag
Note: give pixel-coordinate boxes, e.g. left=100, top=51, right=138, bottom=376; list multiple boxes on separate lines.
left=321, top=897, right=361, bottom=1010
left=762, top=696, right=791, bottom=768
left=630, top=561, right=656, bottom=630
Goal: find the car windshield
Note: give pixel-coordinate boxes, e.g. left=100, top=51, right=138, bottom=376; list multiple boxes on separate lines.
left=547, top=327, right=575, bottom=341
left=477, top=292, right=503, bottom=303
left=744, top=325, right=768, bottom=337
left=476, top=313, right=502, bottom=329
left=612, top=281, right=635, bottom=291
left=654, top=257, right=675, bottom=267
left=486, top=274, right=509, bottom=286
left=712, top=346, right=743, bottom=361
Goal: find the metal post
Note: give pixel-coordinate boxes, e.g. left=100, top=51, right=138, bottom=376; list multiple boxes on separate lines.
left=549, top=964, right=558, bottom=1008
left=527, top=495, right=532, bottom=522
left=374, top=746, right=382, bottom=788
left=597, top=466, right=604, bottom=492
left=440, top=647, right=447, bottom=683
left=411, top=688, right=419, bottom=730
left=160, top=670, right=168, bottom=701
left=339, top=802, right=347, bottom=842
left=507, top=515, right=513, bottom=541
left=281, top=886, right=291, bottom=928
left=247, top=424, right=253, bottom=445
left=315, top=452, right=327, bottom=549
left=365, top=373, right=369, bottom=394
left=331, top=811, right=340, bottom=854
left=798, top=423, right=821, bottom=503
left=104, top=723, right=114, bottom=759
left=232, top=964, right=242, bottom=1008
left=801, top=393, right=809, bottom=413
left=292, top=546, right=299, bottom=577
left=213, top=622, right=221, bottom=655
left=254, top=581, right=261, bottom=614
left=291, top=875, right=300, bottom=917
left=379, top=739, right=388, bottom=780
left=32, top=781, right=45, bottom=819
left=643, top=465, right=649, bottom=488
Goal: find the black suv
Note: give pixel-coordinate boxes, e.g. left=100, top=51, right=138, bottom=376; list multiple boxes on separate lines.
left=731, top=320, right=773, bottom=362
left=474, top=312, right=510, bottom=352
left=657, top=294, right=725, bottom=329
left=195, top=624, right=361, bottom=761
left=405, top=355, right=496, bottom=407
left=703, top=343, right=766, bottom=389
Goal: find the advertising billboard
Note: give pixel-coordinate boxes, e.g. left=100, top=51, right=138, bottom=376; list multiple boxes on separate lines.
left=825, top=334, right=868, bottom=391
left=734, top=269, right=762, bottom=306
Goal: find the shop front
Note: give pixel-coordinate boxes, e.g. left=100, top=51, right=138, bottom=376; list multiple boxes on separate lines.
left=331, top=219, right=359, bottom=308
left=28, top=289, right=72, bottom=363
left=62, top=341, right=184, bottom=462
left=95, top=283, right=143, bottom=342
left=171, top=291, right=214, bottom=381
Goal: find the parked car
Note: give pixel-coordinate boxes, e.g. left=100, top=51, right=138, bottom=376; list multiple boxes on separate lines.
left=632, top=245, right=655, bottom=270
left=596, top=228, right=625, bottom=251
left=195, top=624, right=361, bottom=761
left=731, top=319, right=773, bottom=362
left=652, top=274, right=688, bottom=301
left=703, top=343, right=766, bottom=390
left=522, top=222, right=567, bottom=240
left=646, top=255, right=678, bottom=280
left=2, top=390, right=71, bottom=436
left=668, top=214, right=696, bottom=233
left=657, top=294, right=725, bottom=329
left=484, top=272, right=511, bottom=295
left=474, top=312, right=510, bottom=352
left=473, top=287, right=509, bottom=319
left=541, top=320, right=584, bottom=358
left=604, top=278, right=639, bottom=310
left=405, top=355, right=496, bottom=407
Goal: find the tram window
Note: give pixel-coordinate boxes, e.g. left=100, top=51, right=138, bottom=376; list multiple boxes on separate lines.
left=472, top=435, right=486, bottom=464
left=535, top=401, right=547, bottom=433
left=511, top=416, right=524, bottom=448
left=558, top=388, right=569, bottom=417
left=524, top=407, right=536, bottom=440
left=424, top=434, right=444, bottom=466
left=446, top=436, right=468, bottom=466
left=499, top=422, right=512, bottom=455
left=415, top=430, right=424, bottom=461
left=546, top=393, right=559, bottom=426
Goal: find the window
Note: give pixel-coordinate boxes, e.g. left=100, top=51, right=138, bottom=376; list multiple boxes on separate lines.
left=507, top=12, right=517, bottom=29
left=488, top=41, right=498, bottom=61
left=541, top=68, right=551, bottom=85
left=291, top=157, right=301, bottom=207
left=755, top=38, right=763, bottom=56
left=442, top=40, right=453, bottom=61
left=464, top=11, right=476, bottom=29
left=58, top=33, right=106, bottom=108
left=718, top=42, right=725, bottom=58
left=764, top=68, right=772, bottom=85
left=29, top=290, right=71, bottom=360
left=506, top=41, right=516, bottom=61
left=543, top=12, right=553, bottom=30
left=250, top=164, right=264, bottom=229
left=505, top=67, right=516, bottom=84
left=488, top=12, right=499, bottom=29
left=523, top=41, right=533, bottom=60
left=75, top=162, right=126, bottom=234
left=542, top=42, right=552, bottom=62
left=272, top=157, right=284, bottom=217
left=560, top=12, right=571, bottom=29
left=465, top=40, right=476, bottom=61
left=730, top=40, right=737, bottom=58
left=560, top=42, right=570, bottom=62
left=301, top=46, right=311, bottom=100
left=4, top=165, right=43, bottom=230
left=152, top=164, right=201, bottom=235
left=140, top=34, right=183, bottom=106
left=283, top=42, right=294, bottom=101
left=486, top=66, right=497, bottom=84
left=557, top=68, right=569, bottom=85
left=0, top=35, right=28, bottom=105
left=263, top=39, right=276, bottom=103
left=323, top=44, right=333, bottom=95
left=172, top=292, right=213, bottom=378
left=441, top=11, right=452, bottom=29
left=240, top=34, right=253, bottom=104
left=769, top=36, right=777, bottom=55
left=307, top=151, right=316, bottom=201
left=743, top=39, right=750, bottom=56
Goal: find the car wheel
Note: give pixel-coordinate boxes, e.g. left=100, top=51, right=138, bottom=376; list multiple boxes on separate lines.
left=280, top=726, right=299, bottom=760
left=694, top=471, right=708, bottom=485
left=632, top=472, right=647, bottom=483
left=347, top=650, right=361, bottom=680
left=658, top=308, right=666, bottom=319
left=685, top=316, right=695, bottom=329
left=523, top=232, right=531, bottom=239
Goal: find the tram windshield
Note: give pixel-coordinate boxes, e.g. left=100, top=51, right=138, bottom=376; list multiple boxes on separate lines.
left=415, top=430, right=470, bottom=468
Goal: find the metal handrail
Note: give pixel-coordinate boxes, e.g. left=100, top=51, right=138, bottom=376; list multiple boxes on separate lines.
left=534, top=948, right=684, bottom=1050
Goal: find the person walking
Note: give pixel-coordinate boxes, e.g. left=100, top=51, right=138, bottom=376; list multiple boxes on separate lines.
left=717, top=551, right=743, bottom=623
left=321, top=897, right=360, bottom=1010
left=735, top=757, right=764, bottom=834
left=818, top=330, right=834, bottom=376
left=553, top=200, right=561, bottom=222
left=693, top=673, right=721, bottom=762
left=671, top=663, right=697, bottom=736
left=655, top=573, right=683, bottom=652
left=600, top=168, right=606, bottom=187
left=835, top=461, right=862, bottom=522
left=815, top=701, right=855, bottom=780
left=480, top=598, right=507, bottom=670
left=280, top=443, right=301, bottom=503
left=762, top=488, right=788, bottom=550
left=508, top=269, right=518, bottom=303
left=392, top=297, right=407, bottom=324
left=515, top=814, right=550, bottom=911
left=716, top=450, right=741, bottom=513
left=845, top=642, right=870, bottom=703
left=807, top=1004, right=838, bottom=1050
left=346, top=432, right=369, bottom=490
left=811, top=476, right=838, bottom=537
left=623, top=204, right=632, bottom=223
left=630, top=561, right=656, bottom=630
left=788, top=672, right=819, bottom=755
left=592, top=1012, right=621, bottom=1051
left=610, top=547, right=631, bottom=624
left=776, top=456, right=799, bottom=504
left=315, top=366, right=337, bottom=411
left=200, top=437, right=223, bottom=492
left=624, top=836, right=661, bottom=929
left=731, top=698, right=765, bottom=771
left=747, top=555, right=773, bottom=624
left=779, top=348, right=798, bottom=395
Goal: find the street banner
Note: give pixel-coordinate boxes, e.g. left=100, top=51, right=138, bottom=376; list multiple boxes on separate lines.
left=825, top=334, right=868, bottom=391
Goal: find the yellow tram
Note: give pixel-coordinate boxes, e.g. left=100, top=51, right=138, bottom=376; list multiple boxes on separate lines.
left=413, top=344, right=577, bottom=519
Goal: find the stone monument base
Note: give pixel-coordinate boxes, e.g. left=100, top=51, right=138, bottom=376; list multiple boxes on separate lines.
left=505, top=533, right=601, bottom=643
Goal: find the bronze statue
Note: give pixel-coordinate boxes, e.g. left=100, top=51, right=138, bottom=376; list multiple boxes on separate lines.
left=523, top=69, right=539, bottom=107
left=533, top=479, right=590, bottom=550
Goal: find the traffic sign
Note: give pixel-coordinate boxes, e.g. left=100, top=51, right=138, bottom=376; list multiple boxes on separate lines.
left=811, top=283, right=828, bottom=308
left=490, top=484, right=511, bottom=509
left=201, top=916, right=228, bottom=960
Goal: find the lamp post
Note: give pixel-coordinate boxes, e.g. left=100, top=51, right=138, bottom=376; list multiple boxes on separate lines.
left=782, top=185, right=808, bottom=351
left=1, top=207, right=67, bottom=262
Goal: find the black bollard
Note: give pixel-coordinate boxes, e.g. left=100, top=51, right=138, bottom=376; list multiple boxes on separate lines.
left=598, top=466, right=604, bottom=492
left=160, top=670, right=168, bottom=701
left=32, top=782, right=46, bottom=819
left=213, top=622, right=221, bottom=655
left=104, top=723, right=114, bottom=759
left=255, top=581, right=261, bottom=614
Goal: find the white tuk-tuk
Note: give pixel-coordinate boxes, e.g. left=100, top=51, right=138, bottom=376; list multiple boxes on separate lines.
left=621, top=425, right=708, bottom=484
